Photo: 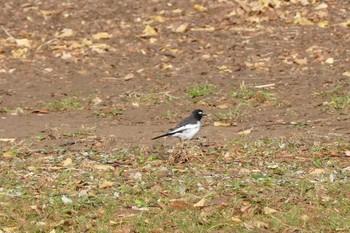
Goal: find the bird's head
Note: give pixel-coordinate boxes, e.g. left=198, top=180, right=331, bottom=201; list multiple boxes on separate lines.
left=192, top=109, right=206, bottom=120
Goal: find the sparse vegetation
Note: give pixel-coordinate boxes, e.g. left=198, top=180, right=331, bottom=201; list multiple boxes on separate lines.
left=314, top=84, right=350, bottom=110
left=1, top=139, right=349, bottom=232
left=46, top=97, right=83, bottom=111
left=231, top=83, right=275, bottom=105
left=188, top=83, right=217, bottom=98
left=1, top=0, right=350, bottom=232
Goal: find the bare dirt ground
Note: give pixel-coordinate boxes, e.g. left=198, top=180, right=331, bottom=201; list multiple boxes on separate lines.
left=1, top=0, right=350, bottom=148
left=1, top=0, right=350, bottom=232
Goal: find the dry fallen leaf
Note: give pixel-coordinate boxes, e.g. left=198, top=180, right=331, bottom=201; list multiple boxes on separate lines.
left=213, top=122, right=231, bottom=127
left=61, top=158, right=73, bottom=167
left=193, top=198, right=208, bottom=208
left=169, top=199, right=190, bottom=210
left=325, top=57, right=334, bottom=64
left=238, top=128, right=252, bottom=135
left=12, top=48, right=28, bottom=58
left=150, top=15, right=165, bottom=23
left=99, top=180, right=115, bottom=189
left=216, top=65, right=232, bottom=73
left=309, top=168, right=325, bottom=175
left=92, top=32, right=112, bottom=40
left=0, top=138, right=16, bottom=142
left=231, top=217, right=242, bottom=222
left=342, top=71, right=350, bottom=77
left=263, top=207, right=278, bottom=214
left=2, top=227, right=19, bottom=233
left=193, top=4, right=207, bottom=12
left=317, top=21, right=329, bottom=28
left=56, top=28, right=74, bottom=38
left=15, top=38, right=32, bottom=48
left=2, top=150, right=15, bottom=158
left=294, top=17, right=314, bottom=26
left=93, top=164, right=115, bottom=171
left=170, top=23, right=188, bottom=33
left=141, top=25, right=158, bottom=37
left=217, top=104, right=229, bottom=109
left=315, top=2, right=328, bottom=10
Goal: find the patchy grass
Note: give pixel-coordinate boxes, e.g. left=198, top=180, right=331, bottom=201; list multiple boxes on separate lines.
left=188, top=83, right=217, bottom=98
left=214, top=103, right=247, bottom=123
left=314, top=84, right=350, bottom=110
left=46, top=96, right=83, bottom=111
left=0, top=106, right=27, bottom=116
left=93, top=108, right=123, bottom=118
left=1, top=137, right=349, bottom=232
left=231, top=83, right=275, bottom=105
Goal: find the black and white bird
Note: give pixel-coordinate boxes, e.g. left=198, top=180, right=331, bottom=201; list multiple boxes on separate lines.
left=152, top=109, right=206, bottom=140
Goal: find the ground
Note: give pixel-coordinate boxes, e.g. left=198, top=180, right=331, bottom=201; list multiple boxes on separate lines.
left=1, top=0, right=350, bottom=232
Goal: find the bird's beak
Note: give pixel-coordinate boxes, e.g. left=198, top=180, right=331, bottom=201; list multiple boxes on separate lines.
left=203, top=113, right=207, bottom=116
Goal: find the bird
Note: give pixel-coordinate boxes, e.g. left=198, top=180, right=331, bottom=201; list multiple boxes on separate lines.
left=152, top=109, right=206, bottom=140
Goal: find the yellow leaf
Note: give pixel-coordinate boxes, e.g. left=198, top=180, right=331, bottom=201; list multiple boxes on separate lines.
left=56, top=28, right=74, bottom=38
left=325, top=57, right=334, bottom=64
left=293, top=57, right=308, bottom=65
left=238, top=128, right=252, bottom=135
left=231, top=217, right=242, bottom=222
left=315, top=3, right=328, bottom=10
left=294, top=17, right=314, bottom=26
left=263, top=207, right=278, bottom=214
left=99, top=180, right=115, bottom=189
left=213, top=122, right=231, bottom=127
left=317, top=21, right=329, bottom=28
left=172, top=9, right=183, bottom=14
left=61, top=158, right=73, bottom=167
left=337, top=20, right=350, bottom=27
left=342, top=71, right=350, bottom=77
left=171, top=23, right=188, bottom=33
left=309, top=168, right=325, bottom=175
left=217, top=104, right=229, bottom=109
left=216, top=65, right=232, bottom=73
left=15, top=38, right=32, bottom=48
left=193, top=4, right=207, bottom=12
left=93, top=164, right=114, bottom=171
left=193, top=198, right=208, bottom=207
left=0, top=138, right=15, bottom=142
left=2, top=150, right=15, bottom=158
left=191, top=26, right=215, bottom=32
left=2, top=226, right=19, bottom=232
left=141, top=25, right=158, bottom=37
left=150, top=15, right=165, bottom=23
left=40, top=10, right=56, bottom=16
left=92, top=32, right=112, bottom=40
left=12, top=48, right=28, bottom=58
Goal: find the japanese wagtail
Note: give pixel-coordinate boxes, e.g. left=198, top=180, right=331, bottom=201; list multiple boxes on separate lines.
left=152, top=109, right=206, bottom=140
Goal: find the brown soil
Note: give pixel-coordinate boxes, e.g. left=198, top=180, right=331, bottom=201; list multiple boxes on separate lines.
left=1, top=0, right=350, bottom=150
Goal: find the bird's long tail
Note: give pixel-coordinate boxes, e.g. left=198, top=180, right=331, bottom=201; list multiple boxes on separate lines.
left=151, top=132, right=175, bottom=140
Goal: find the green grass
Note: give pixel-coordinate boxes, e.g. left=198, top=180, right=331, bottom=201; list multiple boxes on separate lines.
left=93, top=108, right=123, bottom=118
left=231, top=83, right=275, bottom=105
left=188, top=83, right=217, bottom=98
left=46, top=96, right=83, bottom=111
left=314, top=84, right=350, bottom=110
left=1, top=138, right=349, bottom=232
left=214, top=103, right=247, bottom=123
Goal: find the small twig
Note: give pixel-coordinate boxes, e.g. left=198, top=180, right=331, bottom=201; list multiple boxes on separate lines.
left=1, top=26, right=15, bottom=39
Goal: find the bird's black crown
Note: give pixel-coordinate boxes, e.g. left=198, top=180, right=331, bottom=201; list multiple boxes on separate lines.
left=192, top=109, right=205, bottom=120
